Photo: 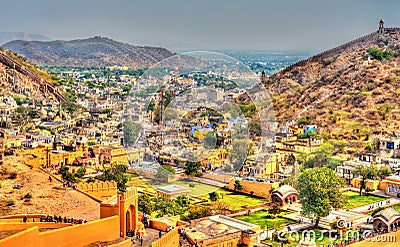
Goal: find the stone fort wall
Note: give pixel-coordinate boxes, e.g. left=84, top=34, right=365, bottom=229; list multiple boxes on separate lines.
left=0, top=216, right=120, bottom=247
left=151, top=228, right=179, bottom=247
left=76, top=181, right=118, bottom=201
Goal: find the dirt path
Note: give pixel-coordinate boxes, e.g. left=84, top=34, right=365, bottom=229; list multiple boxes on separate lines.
left=0, top=155, right=99, bottom=221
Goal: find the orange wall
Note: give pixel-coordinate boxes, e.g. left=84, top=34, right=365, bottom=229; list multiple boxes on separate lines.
left=76, top=181, right=117, bottom=201
left=152, top=228, right=179, bottom=247
left=0, top=216, right=120, bottom=247
left=0, top=222, right=71, bottom=231
left=227, top=180, right=279, bottom=198
left=100, top=204, right=119, bottom=219
left=0, top=226, right=40, bottom=247
left=202, top=173, right=232, bottom=183
left=351, top=178, right=380, bottom=191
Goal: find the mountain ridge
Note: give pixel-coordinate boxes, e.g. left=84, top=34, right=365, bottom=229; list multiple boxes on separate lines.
left=2, top=36, right=174, bottom=69
left=258, top=26, right=400, bottom=141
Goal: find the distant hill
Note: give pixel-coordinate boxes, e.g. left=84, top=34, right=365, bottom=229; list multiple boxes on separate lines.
left=3, top=36, right=174, bottom=69
left=0, top=31, right=49, bottom=45
left=258, top=26, right=400, bottom=140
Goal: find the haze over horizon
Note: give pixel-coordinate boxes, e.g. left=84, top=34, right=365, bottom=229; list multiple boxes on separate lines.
left=0, top=0, right=398, bottom=52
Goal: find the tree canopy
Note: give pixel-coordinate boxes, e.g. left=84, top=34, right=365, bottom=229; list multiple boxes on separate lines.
left=185, top=161, right=203, bottom=177
left=296, top=167, right=346, bottom=227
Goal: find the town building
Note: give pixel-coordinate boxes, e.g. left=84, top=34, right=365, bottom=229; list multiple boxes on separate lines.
left=156, top=184, right=190, bottom=199
left=271, top=185, right=299, bottom=206
left=372, top=207, right=400, bottom=232
left=184, top=215, right=260, bottom=247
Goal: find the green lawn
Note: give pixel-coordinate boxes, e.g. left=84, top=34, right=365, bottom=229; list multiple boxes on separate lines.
left=143, top=179, right=222, bottom=197
left=343, top=191, right=385, bottom=209
left=127, top=177, right=266, bottom=209
left=236, top=210, right=295, bottom=230
left=393, top=204, right=400, bottom=212
left=211, top=189, right=266, bottom=210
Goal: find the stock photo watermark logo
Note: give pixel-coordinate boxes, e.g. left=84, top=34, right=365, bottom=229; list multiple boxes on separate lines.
left=258, top=219, right=397, bottom=244
left=123, top=51, right=276, bottom=193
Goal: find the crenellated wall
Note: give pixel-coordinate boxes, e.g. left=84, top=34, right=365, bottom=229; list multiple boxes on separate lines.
left=268, top=27, right=400, bottom=82
left=76, top=181, right=117, bottom=201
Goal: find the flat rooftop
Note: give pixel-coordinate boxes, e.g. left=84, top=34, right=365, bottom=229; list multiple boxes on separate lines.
left=185, top=215, right=259, bottom=242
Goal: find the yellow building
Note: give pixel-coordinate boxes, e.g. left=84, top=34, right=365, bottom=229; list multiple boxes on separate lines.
left=194, top=128, right=213, bottom=140
left=24, top=144, right=87, bottom=168
left=288, top=124, right=305, bottom=135
left=275, top=134, right=323, bottom=155
left=201, top=148, right=229, bottom=169
left=99, top=146, right=144, bottom=165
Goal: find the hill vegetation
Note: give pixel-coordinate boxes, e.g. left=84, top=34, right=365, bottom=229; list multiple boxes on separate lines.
left=258, top=29, right=400, bottom=144
left=3, top=36, right=174, bottom=69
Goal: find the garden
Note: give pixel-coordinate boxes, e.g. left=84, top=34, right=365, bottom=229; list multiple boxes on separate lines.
left=342, top=190, right=386, bottom=209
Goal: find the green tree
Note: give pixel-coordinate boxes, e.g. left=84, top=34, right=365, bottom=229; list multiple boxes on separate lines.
left=181, top=204, right=213, bottom=221
left=367, top=47, right=393, bottom=61
left=153, top=105, right=161, bottom=124
left=102, top=108, right=112, bottom=114
left=298, top=118, right=308, bottom=125
left=154, top=196, right=178, bottom=217
left=99, top=164, right=129, bottom=193
left=329, top=139, right=348, bottom=154
left=365, top=141, right=375, bottom=152
left=296, top=167, right=346, bottom=227
left=161, top=164, right=175, bottom=174
left=208, top=191, right=219, bottom=202
left=327, top=158, right=342, bottom=170
left=11, top=106, right=38, bottom=126
left=353, top=165, right=379, bottom=196
left=58, top=165, right=76, bottom=183
left=305, top=143, right=334, bottom=168
left=75, top=166, right=86, bottom=178
left=379, top=103, right=393, bottom=121
left=123, top=121, right=142, bottom=147
left=185, top=161, right=202, bottom=177
left=234, top=180, right=243, bottom=191
left=138, top=193, right=155, bottom=215
left=378, top=166, right=392, bottom=180
left=175, top=195, right=190, bottom=215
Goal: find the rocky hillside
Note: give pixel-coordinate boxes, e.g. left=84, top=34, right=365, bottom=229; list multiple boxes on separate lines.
left=0, top=50, right=64, bottom=102
left=260, top=28, right=400, bottom=141
left=2, top=36, right=174, bottom=69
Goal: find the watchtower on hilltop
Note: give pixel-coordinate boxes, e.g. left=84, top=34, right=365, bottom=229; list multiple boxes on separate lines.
left=378, top=19, right=385, bottom=33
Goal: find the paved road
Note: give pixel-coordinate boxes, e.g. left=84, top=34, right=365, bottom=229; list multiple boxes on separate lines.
left=350, top=198, right=400, bottom=213
left=190, top=176, right=228, bottom=188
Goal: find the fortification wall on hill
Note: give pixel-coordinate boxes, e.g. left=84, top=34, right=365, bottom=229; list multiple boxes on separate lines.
left=270, top=27, right=400, bottom=80
left=0, top=51, right=67, bottom=102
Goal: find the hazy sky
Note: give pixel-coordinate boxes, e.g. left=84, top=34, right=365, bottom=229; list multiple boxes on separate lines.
left=1, top=0, right=399, bottom=51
